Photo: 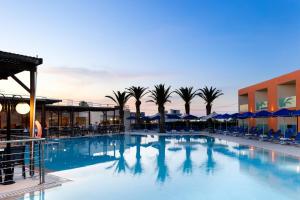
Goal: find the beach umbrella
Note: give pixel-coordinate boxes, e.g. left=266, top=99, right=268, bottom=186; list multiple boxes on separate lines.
left=273, top=108, right=294, bottom=117
left=126, top=116, right=136, bottom=129
left=126, top=116, right=136, bottom=120
left=141, top=116, right=150, bottom=121
left=238, top=112, right=254, bottom=134
left=292, top=110, right=300, bottom=133
left=212, top=114, right=223, bottom=131
left=230, top=113, right=240, bottom=127
left=150, top=114, right=160, bottom=121
left=141, top=116, right=150, bottom=129
left=254, top=110, right=272, bottom=135
left=166, top=114, right=181, bottom=120
left=230, top=113, right=239, bottom=119
left=182, top=114, right=198, bottom=120
left=203, top=112, right=218, bottom=121
left=222, top=114, right=231, bottom=131
left=273, top=109, right=294, bottom=137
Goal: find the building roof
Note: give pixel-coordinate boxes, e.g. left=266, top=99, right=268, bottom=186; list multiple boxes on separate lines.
left=45, top=105, right=119, bottom=112
left=239, top=70, right=300, bottom=95
left=0, top=50, right=43, bottom=80
left=0, top=95, right=61, bottom=105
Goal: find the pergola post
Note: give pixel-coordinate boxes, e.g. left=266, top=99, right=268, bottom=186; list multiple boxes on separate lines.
left=113, top=110, right=116, bottom=125
left=70, top=110, right=74, bottom=136
left=58, top=111, right=61, bottom=130
left=41, top=104, right=46, bottom=138
left=29, top=69, right=37, bottom=138
left=29, top=69, right=37, bottom=176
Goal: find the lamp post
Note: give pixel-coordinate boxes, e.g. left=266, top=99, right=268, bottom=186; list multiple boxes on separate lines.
left=0, top=94, right=30, bottom=184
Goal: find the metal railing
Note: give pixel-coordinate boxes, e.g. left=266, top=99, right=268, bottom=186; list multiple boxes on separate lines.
left=52, top=99, right=116, bottom=108
left=0, top=137, right=45, bottom=185
left=47, top=124, right=125, bottom=138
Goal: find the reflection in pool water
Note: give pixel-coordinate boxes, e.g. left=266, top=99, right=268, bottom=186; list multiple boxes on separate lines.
left=21, top=134, right=300, bottom=200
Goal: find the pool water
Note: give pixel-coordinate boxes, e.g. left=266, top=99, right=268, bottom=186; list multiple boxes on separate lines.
left=21, top=134, right=300, bottom=200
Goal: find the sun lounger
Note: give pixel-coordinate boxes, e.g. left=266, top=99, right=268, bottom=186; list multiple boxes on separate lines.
left=280, top=129, right=295, bottom=145
left=292, top=133, right=300, bottom=145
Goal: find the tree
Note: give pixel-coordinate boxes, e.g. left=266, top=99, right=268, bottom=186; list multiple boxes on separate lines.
left=174, top=87, right=198, bottom=115
left=198, top=86, right=223, bottom=115
left=79, top=101, right=89, bottom=107
left=126, top=86, right=148, bottom=128
left=147, top=84, right=172, bottom=133
left=105, top=91, right=130, bottom=131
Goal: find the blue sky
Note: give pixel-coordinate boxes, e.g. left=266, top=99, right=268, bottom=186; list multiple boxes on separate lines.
left=0, top=0, right=300, bottom=115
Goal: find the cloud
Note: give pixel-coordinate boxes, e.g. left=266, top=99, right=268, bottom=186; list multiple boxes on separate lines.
left=41, top=66, right=169, bottom=82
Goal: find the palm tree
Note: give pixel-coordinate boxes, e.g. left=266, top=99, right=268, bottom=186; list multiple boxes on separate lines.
left=105, top=91, right=131, bottom=131
left=179, top=136, right=195, bottom=175
left=147, top=84, right=172, bottom=133
left=198, top=86, right=223, bottom=115
left=156, top=136, right=169, bottom=183
left=175, top=87, right=198, bottom=115
left=106, top=135, right=129, bottom=173
left=131, top=135, right=143, bottom=175
left=126, top=86, right=148, bottom=128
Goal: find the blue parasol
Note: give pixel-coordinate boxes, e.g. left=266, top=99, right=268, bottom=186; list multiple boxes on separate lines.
left=126, top=116, right=136, bottom=120
left=150, top=114, right=160, bottom=121
left=273, top=108, right=295, bottom=138
left=166, top=114, right=181, bottom=120
left=254, top=110, right=272, bottom=118
left=254, top=110, right=272, bottom=135
left=182, top=114, right=198, bottom=120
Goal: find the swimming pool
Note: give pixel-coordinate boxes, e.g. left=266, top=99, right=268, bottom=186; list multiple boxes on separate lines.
left=21, top=134, right=300, bottom=200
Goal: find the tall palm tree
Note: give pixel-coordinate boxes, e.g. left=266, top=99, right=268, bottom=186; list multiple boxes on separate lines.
left=147, top=84, right=172, bottom=133
left=105, top=91, right=131, bottom=131
left=175, top=87, right=198, bottom=115
left=179, top=136, right=195, bottom=175
left=126, top=86, right=148, bottom=128
left=131, top=135, right=143, bottom=175
left=156, top=136, right=169, bottom=183
left=106, top=135, right=129, bottom=173
left=198, top=86, right=223, bottom=115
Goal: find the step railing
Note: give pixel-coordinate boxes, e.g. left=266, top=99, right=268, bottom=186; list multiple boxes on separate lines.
left=0, top=137, right=45, bottom=185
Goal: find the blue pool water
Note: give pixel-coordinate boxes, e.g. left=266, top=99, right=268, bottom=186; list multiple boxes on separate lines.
left=21, top=134, right=300, bottom=200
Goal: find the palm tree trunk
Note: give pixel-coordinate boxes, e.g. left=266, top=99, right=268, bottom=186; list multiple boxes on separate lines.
left=185, top=103, right=190, bottom=129
left=119, top=108, right=124, bottom=132
left=136, top=100, right=141, bottom=129
left=185, top=103, right=190, bottom=115
left=206, top=104, right=212, bottom=116
left=158, top=106, right=166, bottom=133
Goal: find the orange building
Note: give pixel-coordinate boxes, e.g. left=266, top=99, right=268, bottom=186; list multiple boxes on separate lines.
left=238, top=70, right=300, bottom=132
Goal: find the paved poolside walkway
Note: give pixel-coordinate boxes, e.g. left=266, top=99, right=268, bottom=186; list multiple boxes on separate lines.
left=127, top=131, right=300, bottom=158
left=0, top=174, right=70, bottom=200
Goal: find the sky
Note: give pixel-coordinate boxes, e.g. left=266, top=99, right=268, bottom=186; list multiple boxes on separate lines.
left=0, top=0, right=300, bottom=115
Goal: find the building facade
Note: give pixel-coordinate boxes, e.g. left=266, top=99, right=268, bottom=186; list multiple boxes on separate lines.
left=238, top=70, right=300, bottom=132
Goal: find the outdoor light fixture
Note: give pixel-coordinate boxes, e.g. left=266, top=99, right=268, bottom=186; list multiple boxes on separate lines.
left=0, top=103, right=2, bottom=112
left=15, top=102, right=30, bottom=115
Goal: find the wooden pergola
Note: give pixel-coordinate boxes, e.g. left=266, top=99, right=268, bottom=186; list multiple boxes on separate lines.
left=0, top=50, right=43, bottom=139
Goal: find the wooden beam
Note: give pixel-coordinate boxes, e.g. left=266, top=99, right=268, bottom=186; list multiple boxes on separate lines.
left=11, top=74, right=30, bottom=93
